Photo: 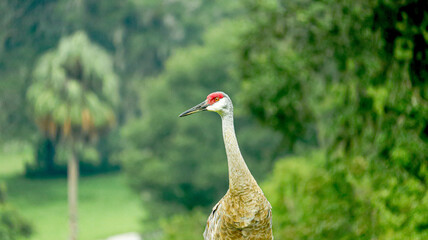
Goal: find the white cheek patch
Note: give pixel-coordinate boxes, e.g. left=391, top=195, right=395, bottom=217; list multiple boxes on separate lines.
left=207, top=98, right=227, bottom=112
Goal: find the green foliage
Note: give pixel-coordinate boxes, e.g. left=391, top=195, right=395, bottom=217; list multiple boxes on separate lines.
left=121, top=21, right=281, bottom=214
left=264, top=152, right=374, bottom=240
left=265, top=152, right=428, bottom=240
left=25, top=137, right=57, bottom=176
left=240, top=0, right=428, bottom=239
left=0, top=0, right=73, bottom=141
left=159, top=209, right=206, bottom=240
left=0, top=206, right=32, bottom=240
left=112, top=0, right=241, bottom=76
left=0, top=183, right=32, bottom=240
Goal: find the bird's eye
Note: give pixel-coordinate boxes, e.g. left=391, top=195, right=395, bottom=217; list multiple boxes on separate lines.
left=215, top=97, right=219, bottom=102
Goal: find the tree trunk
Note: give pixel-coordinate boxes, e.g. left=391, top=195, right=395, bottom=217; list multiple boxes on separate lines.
left=68, top=145, right=79, bottom=240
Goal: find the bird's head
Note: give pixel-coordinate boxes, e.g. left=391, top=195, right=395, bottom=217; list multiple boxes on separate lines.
left=179, top=91, right=232, bottom=117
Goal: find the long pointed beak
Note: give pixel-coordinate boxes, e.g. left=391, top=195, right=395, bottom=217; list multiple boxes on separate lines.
left=179, top=100, right=209, bottom=117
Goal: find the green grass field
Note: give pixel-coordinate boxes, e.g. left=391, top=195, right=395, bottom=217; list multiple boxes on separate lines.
left=0, top=142, right=144, bottom=240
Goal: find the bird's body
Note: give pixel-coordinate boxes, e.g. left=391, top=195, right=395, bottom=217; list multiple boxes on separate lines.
left=204, top=190, right=272, bottom=240
left=179, top=92, right=273, bottom=240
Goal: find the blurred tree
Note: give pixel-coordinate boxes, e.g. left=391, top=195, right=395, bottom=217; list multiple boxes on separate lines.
left=0, top=183, right=32, bottom=240
left=27, top=31, right=119, bottom=240
left=120, top=20, right=282, bottom=216
left=239, top=0, right=428, bottom=239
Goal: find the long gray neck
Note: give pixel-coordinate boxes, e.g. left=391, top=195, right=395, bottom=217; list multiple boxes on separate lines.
left=221, top=113, right=256, bottom=193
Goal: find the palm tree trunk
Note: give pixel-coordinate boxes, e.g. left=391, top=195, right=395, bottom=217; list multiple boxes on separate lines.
left=68, top=144, right=79, bottom=240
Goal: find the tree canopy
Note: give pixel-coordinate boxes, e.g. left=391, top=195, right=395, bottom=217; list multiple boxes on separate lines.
left=27, top=31, right=118, bottom=140
left=238, top=0, right=428, bottom=239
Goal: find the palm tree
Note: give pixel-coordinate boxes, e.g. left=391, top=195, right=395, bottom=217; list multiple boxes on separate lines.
left=27, top=31, right=119, bottom=240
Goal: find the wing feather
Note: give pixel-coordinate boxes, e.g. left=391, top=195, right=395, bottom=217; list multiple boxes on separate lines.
left=203, top=199, right=224, bottom=240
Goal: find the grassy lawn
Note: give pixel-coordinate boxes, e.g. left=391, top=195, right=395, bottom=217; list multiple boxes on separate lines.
left=0, top=143, right=145, bottom=240
left=0, top=142, right=32, bottom=176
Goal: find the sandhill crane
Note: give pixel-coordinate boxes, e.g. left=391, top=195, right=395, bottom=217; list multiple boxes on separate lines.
left=179, top=91, right=273, bottom=240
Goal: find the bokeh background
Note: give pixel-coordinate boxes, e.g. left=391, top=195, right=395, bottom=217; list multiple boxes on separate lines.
left=0, top=0, right=427, bottom=240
